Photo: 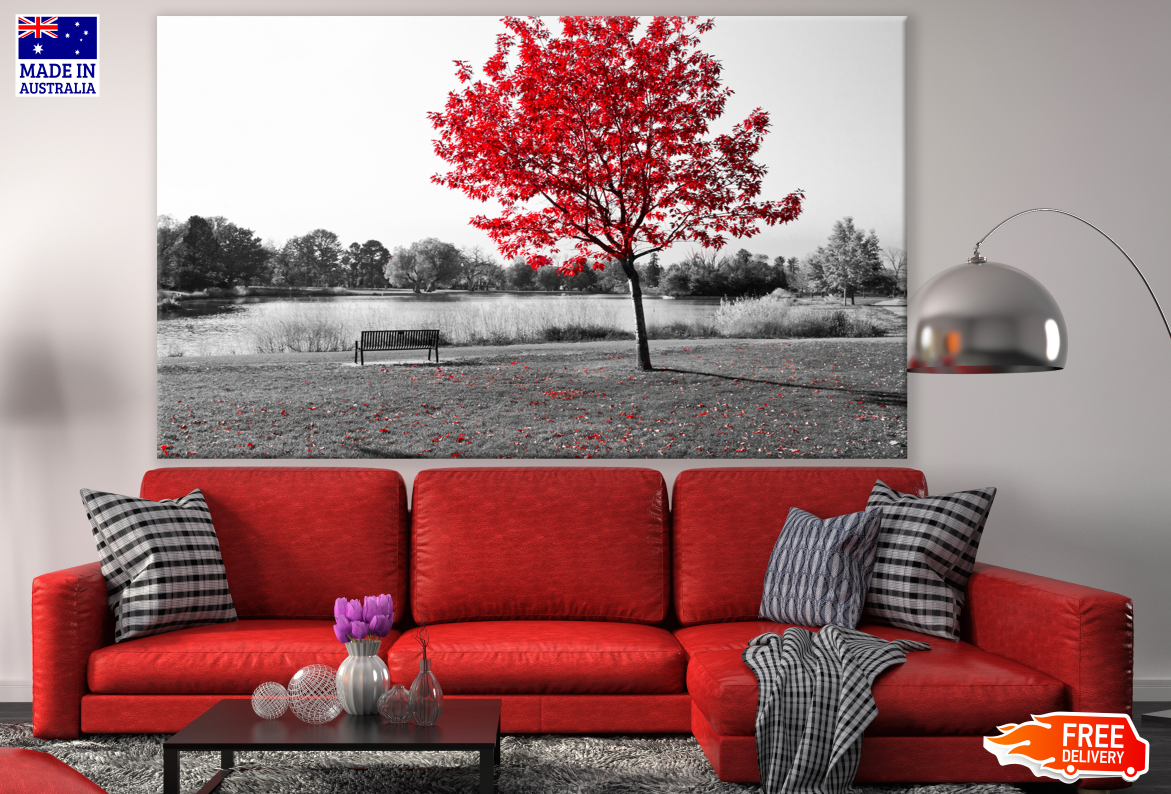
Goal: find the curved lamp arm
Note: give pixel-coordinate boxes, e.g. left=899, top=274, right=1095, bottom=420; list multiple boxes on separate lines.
left=971, top=207, right=1171, bottom=342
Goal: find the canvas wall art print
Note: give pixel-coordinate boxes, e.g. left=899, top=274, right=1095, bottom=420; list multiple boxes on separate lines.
left=156, top=15, right=906, bottom=460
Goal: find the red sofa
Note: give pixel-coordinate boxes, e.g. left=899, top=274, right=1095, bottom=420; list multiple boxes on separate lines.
left=31, top=466, right=1133, bottom=789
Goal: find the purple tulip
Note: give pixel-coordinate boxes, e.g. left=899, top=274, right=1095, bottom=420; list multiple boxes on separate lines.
left=345, top=599, right=364, bottom=622
left=366, top=594, right=393, bottom=619
left=349, top=620, right=369, bottom=639
left=333, top=617, right=352, bottom=643
left=362, top=596, right=379, bottom=623
left=369, top=614, right=391, bottom=637
left=334, top=597, right=348, bottom=620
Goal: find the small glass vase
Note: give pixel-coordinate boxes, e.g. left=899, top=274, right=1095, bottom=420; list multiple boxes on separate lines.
left=336, top=639, right=390, bottom=716
left=408, top=656, right=443, bottom=726
left=378, top=684, right=411, bottom=723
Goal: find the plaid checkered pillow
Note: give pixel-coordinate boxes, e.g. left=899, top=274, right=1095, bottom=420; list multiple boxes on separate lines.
left=758, top=506, right=884, bottom=628
left=863, top=480, right=996, bottom=640
left=80, top=488, right=237, bottom=642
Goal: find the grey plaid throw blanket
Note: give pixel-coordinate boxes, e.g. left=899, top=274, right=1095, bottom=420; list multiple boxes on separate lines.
left=743, top=626, right=931, bottom=794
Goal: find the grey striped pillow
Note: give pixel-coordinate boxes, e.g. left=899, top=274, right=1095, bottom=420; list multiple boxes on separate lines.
left=758, top=506, right=884, bottom=628
left=80, top=488, right=237, bottom=642
left=863, top=480, right=996, bottom=640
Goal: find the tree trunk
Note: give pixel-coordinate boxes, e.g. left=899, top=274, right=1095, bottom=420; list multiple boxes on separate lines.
left=622, top=257, right=653, bottom=371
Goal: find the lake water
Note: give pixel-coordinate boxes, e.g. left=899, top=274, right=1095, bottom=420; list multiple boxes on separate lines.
left=157, top=292, right=724, bottom=357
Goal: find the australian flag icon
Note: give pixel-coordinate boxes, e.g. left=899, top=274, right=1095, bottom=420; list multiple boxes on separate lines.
left=17, top=15, right=98, bottom=59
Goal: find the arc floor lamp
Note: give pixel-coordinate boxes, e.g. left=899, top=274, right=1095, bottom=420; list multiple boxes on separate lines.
left=907, top=208, right=1171, bottom=373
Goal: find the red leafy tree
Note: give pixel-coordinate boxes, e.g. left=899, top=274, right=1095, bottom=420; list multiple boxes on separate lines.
left=429, top=16, right=804, bottom=370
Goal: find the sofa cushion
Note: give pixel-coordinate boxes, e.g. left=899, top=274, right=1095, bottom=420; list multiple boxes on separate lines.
left=865, top=481, right=997, bottom=640
left=140, top=467, right=408, bottom=623
left=682, top=621, right=1065, bottom=737
left=676, top=619, right=800, bottom=661
left=411, top=468, right=670, bottom=624
left=87, top=619, right=399, bottom=694
left=386, top=621, right=685, bottom=695
left=759, top=507, right=882, bottom=628
left=672, top=467, right=928, bottom=626
left=80, top=488, right=237, bottom=642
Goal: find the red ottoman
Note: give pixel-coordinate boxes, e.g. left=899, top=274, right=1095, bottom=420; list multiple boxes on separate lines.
left=0, top=748, right=106, bottom=793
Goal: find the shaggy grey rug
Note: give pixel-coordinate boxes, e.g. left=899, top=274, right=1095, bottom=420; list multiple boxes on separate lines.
left=0, top=723, right=1023, bottom=794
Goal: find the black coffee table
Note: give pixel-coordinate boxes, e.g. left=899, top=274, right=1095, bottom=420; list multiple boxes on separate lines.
left=163, top=698, right=502, bottom=794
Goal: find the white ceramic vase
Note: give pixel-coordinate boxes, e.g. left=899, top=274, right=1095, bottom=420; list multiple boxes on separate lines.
left=336, top=639, right=390, bottom=715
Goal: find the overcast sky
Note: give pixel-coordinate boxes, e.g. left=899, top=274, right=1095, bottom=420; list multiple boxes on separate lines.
left=157, top=16, right=904, bottom=264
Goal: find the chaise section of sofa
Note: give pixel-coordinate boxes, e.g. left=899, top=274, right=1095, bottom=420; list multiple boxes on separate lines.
left=32, top=467, right=409, bottom=738
left=387, top=467, right=691, bottom=734
left=671, top=467, right=1134, bottom=789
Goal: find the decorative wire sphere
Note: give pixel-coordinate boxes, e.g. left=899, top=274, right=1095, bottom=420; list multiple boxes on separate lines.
left=378, top=684, right=411, bottom=723
left=287, top=664, right=341, bottom=724
left=251, top=681, right=288, bottom=719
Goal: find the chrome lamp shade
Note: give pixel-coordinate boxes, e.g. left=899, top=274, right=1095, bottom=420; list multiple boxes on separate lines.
left=907, top=261, right=1067, bottom=373
left=908, top=208, right=1169, bottom=375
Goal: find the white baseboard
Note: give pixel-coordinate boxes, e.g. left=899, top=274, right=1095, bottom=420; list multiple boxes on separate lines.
left=1133, top=679, right=1171, bottom=703
left=0, top=681, right=31, bottom=702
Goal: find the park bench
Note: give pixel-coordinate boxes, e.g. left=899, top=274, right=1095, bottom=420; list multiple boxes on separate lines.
left=354, top=329, right=441, bottom=365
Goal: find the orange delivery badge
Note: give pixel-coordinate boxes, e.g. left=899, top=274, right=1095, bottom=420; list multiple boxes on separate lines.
left=984, top=712, right=1149, bottom=782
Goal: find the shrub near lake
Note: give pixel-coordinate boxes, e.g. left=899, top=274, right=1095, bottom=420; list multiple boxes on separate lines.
left=156, top=337, right=907, bottom=459
left=158, top=292, right=901, bottom=356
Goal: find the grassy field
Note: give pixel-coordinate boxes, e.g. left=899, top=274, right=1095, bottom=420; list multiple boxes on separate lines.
left=157, top=338, right=907, bottom=459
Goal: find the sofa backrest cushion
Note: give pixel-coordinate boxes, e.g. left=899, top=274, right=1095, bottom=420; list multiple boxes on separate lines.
left=671, top=467, right=928, bottom=626
left=140, top=467, right=408, bottom=623
left=411, top=467, right=670, bottom=624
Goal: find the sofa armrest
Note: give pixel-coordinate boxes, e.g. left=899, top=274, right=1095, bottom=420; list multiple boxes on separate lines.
left=31, top=562, right=112, bottom=739
left=963, top=562, right=1133, bottom=715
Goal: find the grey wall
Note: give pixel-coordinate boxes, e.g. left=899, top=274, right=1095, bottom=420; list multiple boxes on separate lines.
left=3, top=0, right=1169, bottom=702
